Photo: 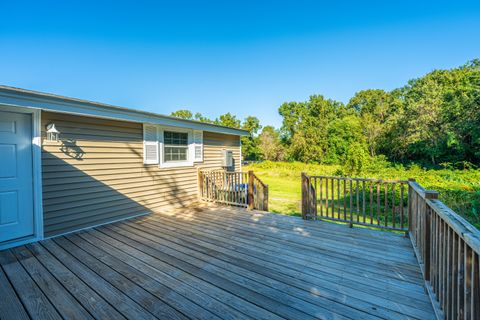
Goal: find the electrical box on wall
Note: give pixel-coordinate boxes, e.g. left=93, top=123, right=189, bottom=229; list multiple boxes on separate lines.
left=222, top=149, right=233, bottom=167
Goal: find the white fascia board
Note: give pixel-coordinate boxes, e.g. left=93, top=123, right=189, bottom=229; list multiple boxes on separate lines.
left=0, top=88, right=249, bottom=136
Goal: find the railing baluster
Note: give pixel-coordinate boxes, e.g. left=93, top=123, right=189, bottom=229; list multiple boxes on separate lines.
left=465, top=243, right=472, bottom=319
left=319, top=177, right=323, bottom=216
left=369, top=181, right=373, bottom=224
left=325, top=178, right=329, bottom=218
left=400, top=183, right=404, bottom=229
left=377, top=182, right=380, bottom=226
left=337, top=178, right=340, bottom=219
left=343, top=179, right=347, bottom=221
left=433, top=212, right=438, bottom=295
left=362, top=180, right=366, bottom=223
left=458, top=237, right=465, bottom=319
left=237, top=172, right=240, bottom=204
left=436, top=216, right=440, bottom=301
left=452, top=232, right=458, bottom=320
left=472, top=252, right=480, bottom=319
left=330, top=178, right=335, bottom=218
left=446, top=227, right=452, bottom=317
left=232, top=173, right=235, bottom=204
left=349, top=179, right=353, bottom=227
left=392, top=183, right=396, bottom=229
left=440, top=219, right=445, bottom=307
left=356, top=180, right=359, bottom=223
left=384, top=183, right=388, bottom=227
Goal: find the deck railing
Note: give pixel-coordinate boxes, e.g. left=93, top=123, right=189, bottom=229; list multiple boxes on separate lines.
left=301, top=173, right=409, bottom=231
left=409, top=179, right=480, bottom=320
left=301, top=173, right=480, bottom=319
left=199, top=169, right=268, bottom=211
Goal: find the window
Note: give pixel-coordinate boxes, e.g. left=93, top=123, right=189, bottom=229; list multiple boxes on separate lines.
left=143, top=124, right=203, bottom=168
left=163, top=131, right=188, bottom=162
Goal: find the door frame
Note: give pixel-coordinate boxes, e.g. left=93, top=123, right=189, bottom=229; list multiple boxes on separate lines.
left=0, top=104, right=43, bottom=250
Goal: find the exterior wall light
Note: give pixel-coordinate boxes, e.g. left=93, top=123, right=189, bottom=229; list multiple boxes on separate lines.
left=46, top=123, right=60, bottom=141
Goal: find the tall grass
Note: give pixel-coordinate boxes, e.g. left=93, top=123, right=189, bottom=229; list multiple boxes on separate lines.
left=244, top=161, right=480, bottom=228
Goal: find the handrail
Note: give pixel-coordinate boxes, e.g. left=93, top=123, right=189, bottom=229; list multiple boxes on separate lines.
left=252, top=173, right=267, bottom=188
left=311, top=175, right=408, bottom=184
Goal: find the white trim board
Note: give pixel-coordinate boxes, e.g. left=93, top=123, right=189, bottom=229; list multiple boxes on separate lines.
left=0, top=104, right=43, bottom=250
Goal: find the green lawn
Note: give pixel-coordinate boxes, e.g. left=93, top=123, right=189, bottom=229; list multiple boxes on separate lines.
left=244, top=161, right=480, bottom=228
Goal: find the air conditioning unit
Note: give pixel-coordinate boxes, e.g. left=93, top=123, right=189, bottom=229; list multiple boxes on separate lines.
left=222, top=149, right=233, bottom=167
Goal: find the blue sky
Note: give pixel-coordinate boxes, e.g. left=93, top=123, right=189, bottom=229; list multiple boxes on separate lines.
left=1, top=1, right=479, bottom=128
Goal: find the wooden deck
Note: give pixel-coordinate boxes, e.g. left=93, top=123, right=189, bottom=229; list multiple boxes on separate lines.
left=0, top=205, right=435, bottom=320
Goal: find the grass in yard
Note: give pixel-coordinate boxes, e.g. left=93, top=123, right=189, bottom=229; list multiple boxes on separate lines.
left=245, top=161, right=480, bottom=228
left=244, top=162, right=341, bottom=217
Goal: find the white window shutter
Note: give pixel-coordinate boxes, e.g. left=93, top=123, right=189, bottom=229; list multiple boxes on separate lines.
left=193, top=130, right=203, bottom=162
left=143, top=124, right=159, bottom=164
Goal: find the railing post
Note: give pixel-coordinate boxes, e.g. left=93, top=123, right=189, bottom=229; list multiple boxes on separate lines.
left=264, top=185, right=269, bottom=212
left=408, top=178, right=416, bottom=235
left=301, top=172, right=308, bottom=219
left=248, top=170, right=254, bottom=210
left=197, top=168, right=203, bottom=201
left=423, top=190, right=439, bottom=282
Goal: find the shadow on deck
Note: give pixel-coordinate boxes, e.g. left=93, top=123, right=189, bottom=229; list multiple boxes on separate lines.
left=0, top=204, right=435, bottom=320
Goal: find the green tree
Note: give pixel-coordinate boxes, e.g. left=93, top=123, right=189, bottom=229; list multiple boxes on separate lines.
left=170, top=109, right=193, bottom=120
left=194, top=112, right=214, bottom=124
left=386, top=60, right=480, bottom=165
left=325, top=115, right=368, bottom=164
left=241, top=116, right=262, bottom=160
left=279, top=95, right=346, bottom=162
left=343, top=141, right=370, bottom=175
left=216, top=112, right=241, bottom=128
left=348, top=89, right=392, bottom=157
left=242, top=116, right=261, bottom=135
left=258, top=126, right=284, bottom=161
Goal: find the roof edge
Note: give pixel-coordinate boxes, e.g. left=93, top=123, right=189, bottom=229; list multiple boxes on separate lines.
left=0, top=85, right=249, bottom=136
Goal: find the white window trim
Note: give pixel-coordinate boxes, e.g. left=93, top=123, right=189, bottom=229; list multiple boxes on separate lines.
left=158, top=125, right=195, bottom=168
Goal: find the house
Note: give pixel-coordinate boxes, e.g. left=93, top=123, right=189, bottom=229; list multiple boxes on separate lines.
left=0, top=85, right=248, bottom=250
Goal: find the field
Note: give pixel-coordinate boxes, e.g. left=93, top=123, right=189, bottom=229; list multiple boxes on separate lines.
left=244, top=161, right=480, bottom=228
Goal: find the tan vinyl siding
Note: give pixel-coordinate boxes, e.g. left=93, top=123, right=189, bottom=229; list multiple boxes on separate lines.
left=41, top=111, right=241, bottom=237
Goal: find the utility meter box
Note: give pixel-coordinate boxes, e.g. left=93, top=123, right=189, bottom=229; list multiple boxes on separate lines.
left=222, top=149, right=234, bottom=167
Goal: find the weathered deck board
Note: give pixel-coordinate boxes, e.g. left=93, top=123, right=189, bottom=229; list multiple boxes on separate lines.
left=0, top=263, right=30, bottom=320
left=0, top=204, right=435, bottom=319
left=25, top=242, right=125, bottom=320
left=0, top=249, right=62, bottom=320
left=136, top=210, right=434, bottom=319
left=106, top=222, right=410, bottom=319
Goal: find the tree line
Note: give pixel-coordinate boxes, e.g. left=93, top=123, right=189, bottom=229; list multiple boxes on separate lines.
left=171, top=59, right=480, bottom=170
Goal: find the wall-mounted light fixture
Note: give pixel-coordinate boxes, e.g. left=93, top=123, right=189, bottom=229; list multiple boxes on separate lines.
left=46, top=123, right=60, bottom=141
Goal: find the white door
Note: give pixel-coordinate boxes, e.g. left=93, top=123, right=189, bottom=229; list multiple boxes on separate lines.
left=0, top=111, right=34, bottom=242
